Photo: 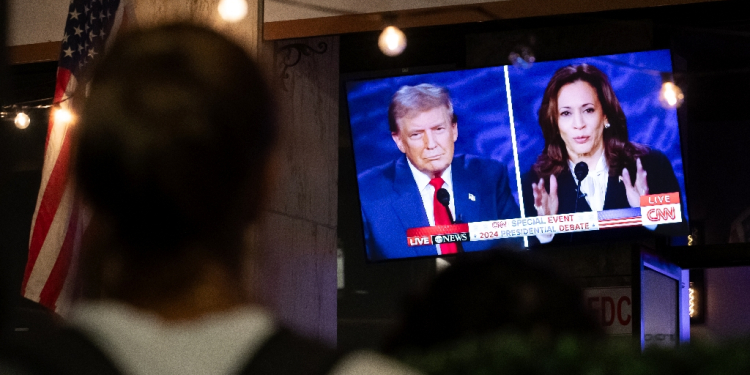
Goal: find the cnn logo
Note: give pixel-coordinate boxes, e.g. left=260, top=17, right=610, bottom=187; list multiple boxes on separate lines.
left=646, top=207, right=676, bottom=222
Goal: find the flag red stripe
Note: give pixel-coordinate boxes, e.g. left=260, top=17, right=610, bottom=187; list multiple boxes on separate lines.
left=118, top=4, right=129, bottom=34
left=44, top=69, right=72, bottom=150
left=22, top=126, right=73, bottom=293
left=38, top=199, right=79, bottom=309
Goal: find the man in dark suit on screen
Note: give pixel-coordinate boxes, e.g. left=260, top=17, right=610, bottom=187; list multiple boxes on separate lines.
left=359, top=84, right=521, bottom=261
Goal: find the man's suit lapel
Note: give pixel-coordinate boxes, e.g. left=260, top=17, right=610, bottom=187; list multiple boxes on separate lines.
left=391, top=157, right=431, bottom=242
left=389, top=157, right=436, bottom=257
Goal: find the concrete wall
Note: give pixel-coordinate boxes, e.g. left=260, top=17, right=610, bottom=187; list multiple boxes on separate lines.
left=255, top=36, right=339, bottom=344
left=7, top=0, right=69, bottom=46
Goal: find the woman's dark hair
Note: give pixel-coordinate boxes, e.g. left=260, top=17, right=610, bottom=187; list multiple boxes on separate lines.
left=533, top=64, right=647, bottom=181
left=73, top=23, right=277, bottom=302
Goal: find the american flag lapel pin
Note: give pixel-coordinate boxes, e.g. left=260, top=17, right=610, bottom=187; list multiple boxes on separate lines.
left=469, top=193, right=476, bottom=201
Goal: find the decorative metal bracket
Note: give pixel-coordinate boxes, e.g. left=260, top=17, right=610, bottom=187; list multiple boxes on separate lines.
left=276, top=42, right=328, bottom=91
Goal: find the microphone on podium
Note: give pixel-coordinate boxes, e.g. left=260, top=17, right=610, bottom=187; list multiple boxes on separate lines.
left=574, top=161, right=589, bottom=185
left=574, top=161, right=589, bottom=211
left=572, top=161, right=589, bottom=243
left=436, top=188, right=464, bottom=253
left=436, top=188, right=453, bottom=223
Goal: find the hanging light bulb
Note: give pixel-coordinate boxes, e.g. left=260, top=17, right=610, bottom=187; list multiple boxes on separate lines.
left=378, top=26, right=407, bottom=57
left=54, top=108, right=74, bottom=125
left=659, top=73, right=684, bottom=109
left=659, top=82, right=684, bottom=108
left=15, top=112, right=30, bottom=129
left=689, top=282, right=696, bottom=318
left=508, top=46, right=536, bottom=69
left=218, top=0, right=248, bottom=22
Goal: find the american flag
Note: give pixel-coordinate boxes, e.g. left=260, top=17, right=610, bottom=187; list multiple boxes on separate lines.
left=597, top=207, right=642, bottom=229
left=22, top=0, right=129, bottom=312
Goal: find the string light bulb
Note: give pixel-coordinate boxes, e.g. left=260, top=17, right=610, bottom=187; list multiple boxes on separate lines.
left=659, top=73, right=684, bottom=109
left=15, top=112, right=30, bottom=129
left=218, top=0, right=248, bottom=22
left=378, top=26, right=407, bottom=57
left=689, top=282, right=697, bottom=318
left=54, top=108, right=74, bottom=125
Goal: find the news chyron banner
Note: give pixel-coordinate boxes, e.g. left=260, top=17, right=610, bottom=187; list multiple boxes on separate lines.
left=406, top=193, right=681, bottom=246
left=640, top=192, right=681, bottom=225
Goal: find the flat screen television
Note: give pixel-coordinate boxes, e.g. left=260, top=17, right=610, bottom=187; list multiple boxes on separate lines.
left=345, top=49, right=688, bottom=262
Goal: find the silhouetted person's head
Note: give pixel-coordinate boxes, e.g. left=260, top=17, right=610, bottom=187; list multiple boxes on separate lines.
left=386, top=250, right=601, bottom=352
left=73, top=23, right=277, bottom=312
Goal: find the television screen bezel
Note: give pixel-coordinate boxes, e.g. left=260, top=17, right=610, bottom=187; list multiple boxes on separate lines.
left=341, top=48, right=690, bottom=263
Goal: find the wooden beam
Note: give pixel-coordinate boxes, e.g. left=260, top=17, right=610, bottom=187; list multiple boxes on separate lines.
left=264, top=0, right=722, bottom=40
left=8, top=41, right=60, bottom=65
left=8, top=0, right=722, bottom=61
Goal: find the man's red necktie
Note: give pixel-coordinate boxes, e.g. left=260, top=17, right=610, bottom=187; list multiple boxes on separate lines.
left=429, top=177, right=457, bottom=254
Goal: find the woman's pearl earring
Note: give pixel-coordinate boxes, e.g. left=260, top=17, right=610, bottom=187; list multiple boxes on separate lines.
left=604, top=121, right=611, bottom=129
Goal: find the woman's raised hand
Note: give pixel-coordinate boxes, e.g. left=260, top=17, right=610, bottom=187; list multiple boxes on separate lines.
left=621, top=157, right=649, bottom=207
left=531, top=174, right=559, bottom=217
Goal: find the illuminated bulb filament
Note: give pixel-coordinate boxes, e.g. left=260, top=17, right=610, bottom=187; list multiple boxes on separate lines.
left=689, top=286, right=696, bottom=318
left=664, top=83, right=678, bottom=106
left=386, top=32, right=399, bottom=50
left=659, top=81, right=684, bottom=109
left=218, top=0, right=248, bottom=22
left=378, top=26, right=406, bottom=57
left=15, top=112, right=30, bottom=129
left=54, top=108, right=74, bottom=125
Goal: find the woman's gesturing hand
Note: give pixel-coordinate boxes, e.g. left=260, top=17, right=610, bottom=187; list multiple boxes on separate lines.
left=531, top=174, right=559, bottom=216
left=622, top=157, right=649, bottom=207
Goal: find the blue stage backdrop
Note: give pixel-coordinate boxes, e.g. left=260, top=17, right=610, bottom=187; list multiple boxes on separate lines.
left=346, top=67, right=519, bottom=201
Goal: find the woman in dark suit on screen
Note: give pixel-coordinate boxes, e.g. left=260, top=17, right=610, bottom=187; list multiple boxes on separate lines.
left=521, top=63, right=683, bottom=245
